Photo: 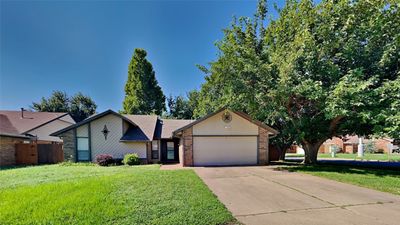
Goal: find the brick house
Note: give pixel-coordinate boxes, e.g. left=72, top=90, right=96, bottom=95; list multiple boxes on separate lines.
left=318, top=135, right=397, bottom=154
left=0, top=109, right=75, bottom=166
left=51, top=108, right=279, bottom=166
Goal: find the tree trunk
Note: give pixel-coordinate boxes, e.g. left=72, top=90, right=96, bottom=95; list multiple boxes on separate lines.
left=278, top=148, right=287, bottom=161
left=277, top=144, right=291, bottom=161
left=302, top=142, right=323, bottom=164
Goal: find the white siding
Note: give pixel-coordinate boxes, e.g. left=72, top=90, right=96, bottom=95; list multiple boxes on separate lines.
left=193, top=110, right=258, bottom=136
left=89, top=114, right=147, bottom=159
left=27, top=115, right=75, bottom=142
left=76, top=124, right=88, bottom=137
left=193, top=136, right=257, bottom=166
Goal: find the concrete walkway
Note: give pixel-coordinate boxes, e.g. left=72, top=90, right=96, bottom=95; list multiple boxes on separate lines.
left=195, top=166, right=400, bottom=225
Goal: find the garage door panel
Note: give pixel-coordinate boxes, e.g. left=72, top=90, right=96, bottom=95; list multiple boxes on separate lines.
left=193, top=136, right=257, bottom=166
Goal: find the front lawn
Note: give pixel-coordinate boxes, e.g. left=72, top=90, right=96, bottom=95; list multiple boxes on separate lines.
left=285, top=165, right=400, bottom=195
left=0, top=164, right=235, bottom=225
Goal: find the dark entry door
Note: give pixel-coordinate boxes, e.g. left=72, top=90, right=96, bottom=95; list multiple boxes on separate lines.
left=161, top=139, right=179, bottom=162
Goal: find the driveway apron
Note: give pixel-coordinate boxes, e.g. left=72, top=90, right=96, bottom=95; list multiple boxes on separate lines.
left=195, top=166, right=400, bottom=225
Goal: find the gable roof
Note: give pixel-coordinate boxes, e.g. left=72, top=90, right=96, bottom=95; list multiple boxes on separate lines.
left=158, top=119, right=194, bottom=139
left=122, top=115, right=158, bottom=141
left=173, top=108, right=279, bottom=135
left=50, top=110, right=138, bottom=136
left=0, top=110, right=72, bottom=136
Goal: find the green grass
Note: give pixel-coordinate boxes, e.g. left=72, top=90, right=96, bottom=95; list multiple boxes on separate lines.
left=286, top=153, right=400, bottom=161
left=318, top=153, right=400, bottom=161
left=284, top=165, right=400, bottom=195
left=0, top=164, right=235, bottom=225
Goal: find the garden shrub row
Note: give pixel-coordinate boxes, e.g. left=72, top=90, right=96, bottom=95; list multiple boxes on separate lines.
left=95, top=153, right=140, bottom=166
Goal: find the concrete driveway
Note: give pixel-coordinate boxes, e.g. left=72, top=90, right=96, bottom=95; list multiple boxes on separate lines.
left=195, top=166, right=400, bottom=225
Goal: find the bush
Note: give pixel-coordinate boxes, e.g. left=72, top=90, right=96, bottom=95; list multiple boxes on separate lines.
left=364, top=141, right=377, bottom=154
left=123, top=153, right=140, bottom=166
left=95, top=154, right=114, bottom=166
left=329, top=145, right=341, bottom=153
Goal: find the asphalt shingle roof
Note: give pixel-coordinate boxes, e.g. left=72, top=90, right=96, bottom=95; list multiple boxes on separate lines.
left=0, top=110, right=70, bottom=135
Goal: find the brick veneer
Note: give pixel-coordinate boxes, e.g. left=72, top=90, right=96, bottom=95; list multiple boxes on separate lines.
left=146, top=142, right=152, bottom=163
left=182, top=127, right=193, bottom=166
left=258, top=127, right=269, bottom=165
left=62, top=129, right=76, bottom=162
left=0, top=136, right=28, bottom=166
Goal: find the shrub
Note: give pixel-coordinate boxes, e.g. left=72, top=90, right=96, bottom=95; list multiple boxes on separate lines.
left=364, top=141, right=377, bottom=154
left=123, top=153, right=140, bottom=166
left=95, top=154, right=114, bottom=166
left=375, top=149, right=385, bottom=154
left=329, top=145, right=340, bottom=153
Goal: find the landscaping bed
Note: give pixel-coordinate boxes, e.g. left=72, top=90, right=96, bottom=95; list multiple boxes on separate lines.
left=0, top=164, right=235, bottom=225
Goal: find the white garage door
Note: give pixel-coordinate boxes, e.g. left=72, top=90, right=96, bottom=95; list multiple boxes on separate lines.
left=193, top=136, right=258, bottom=166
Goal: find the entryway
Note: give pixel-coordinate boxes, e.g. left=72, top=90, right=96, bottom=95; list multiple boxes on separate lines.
left=160, top=139, right=179, bottom=163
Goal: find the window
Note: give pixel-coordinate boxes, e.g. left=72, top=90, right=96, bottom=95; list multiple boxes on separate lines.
left=167, top=142, right=174, bottom=160
left=77, top=137, right=89, bottom=161
left=152, top=140, right=159, bottom=159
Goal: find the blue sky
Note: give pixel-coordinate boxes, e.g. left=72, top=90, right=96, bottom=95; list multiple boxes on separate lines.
left=1, top=0, right=282, bottom=112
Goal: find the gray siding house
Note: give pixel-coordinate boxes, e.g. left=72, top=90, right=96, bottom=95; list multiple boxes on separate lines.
left=51, top=108, right=278, bottom=166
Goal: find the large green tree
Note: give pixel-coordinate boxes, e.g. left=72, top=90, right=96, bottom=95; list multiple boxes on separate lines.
left=32, top=91, right=97, bottom=122
left=195, top=0, right=400, bottom=164
left=166, top=90, right=200, bottom=119
left=122, top=49, right=166, bottom=115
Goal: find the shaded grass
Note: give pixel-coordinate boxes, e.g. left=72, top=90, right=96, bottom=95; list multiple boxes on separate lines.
left=318, top=153, right=400, bottom=162
left=285, top=153, right=400, bottom=162
left=283, top=165, right=400, bottom=195
left=0, top=164, right=235, bottom=225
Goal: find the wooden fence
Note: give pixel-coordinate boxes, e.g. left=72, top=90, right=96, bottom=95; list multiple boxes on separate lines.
left=15, top=143, right=64, bottom=165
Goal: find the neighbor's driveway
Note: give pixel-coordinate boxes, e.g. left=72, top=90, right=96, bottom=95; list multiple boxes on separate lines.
left=195, top=166, right=400, bottom=225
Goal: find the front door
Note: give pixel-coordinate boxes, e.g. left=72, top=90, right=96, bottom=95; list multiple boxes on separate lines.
left=161, top=139, right=179, bottom=162
left=166, top=142, right=175, bottom=160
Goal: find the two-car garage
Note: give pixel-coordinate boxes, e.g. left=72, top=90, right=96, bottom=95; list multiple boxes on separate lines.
left=175, top=108, right=278, bottom=167
left=193, top=136, right=258, bottom=166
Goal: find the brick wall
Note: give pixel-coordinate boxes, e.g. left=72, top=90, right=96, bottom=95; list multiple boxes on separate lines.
left=146, top=142, right=152, bottom=163
left=375, top=139, right=391, bottom=153
left=258, top=127, right=269, bottom=165
left=62, top=129, right=76, bottom=162
left=182, top=128, right=193, bottom=166
left=0, top=136, right=28, bottom=166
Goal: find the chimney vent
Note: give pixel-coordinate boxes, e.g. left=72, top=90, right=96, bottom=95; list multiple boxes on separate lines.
left=21, top=108, right=25, bottom=118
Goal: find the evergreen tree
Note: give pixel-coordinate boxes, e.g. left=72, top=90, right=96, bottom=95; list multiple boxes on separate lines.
left=122, top=49, right=166, bottom=115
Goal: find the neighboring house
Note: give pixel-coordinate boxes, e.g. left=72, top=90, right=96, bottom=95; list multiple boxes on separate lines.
left=319, top=135, right=397, bottom=154
left=293, top=135, right=398, bottom=154
left=51, top=108, right=279, bottom=166
left=0, top=109, right=76, bottom=166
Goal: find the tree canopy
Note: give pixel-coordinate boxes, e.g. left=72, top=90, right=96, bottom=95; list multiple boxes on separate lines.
left=194, top=0, right=400, bottom=163
left=166, top=90, right=200, bottom=119
left=32, top=91, right=97, bottom=122
left=122, top=48, right=166, bottom=115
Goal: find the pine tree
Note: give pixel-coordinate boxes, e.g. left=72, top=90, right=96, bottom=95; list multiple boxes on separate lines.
left=122, top=49, right=166, bottom=115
